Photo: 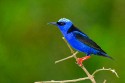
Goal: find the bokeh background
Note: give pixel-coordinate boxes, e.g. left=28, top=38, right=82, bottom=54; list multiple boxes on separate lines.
left=0, top=0, right=125, bottom=83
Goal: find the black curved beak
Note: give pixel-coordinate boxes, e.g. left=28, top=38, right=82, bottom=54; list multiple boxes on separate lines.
left=48, top=22, right=57, bottom=25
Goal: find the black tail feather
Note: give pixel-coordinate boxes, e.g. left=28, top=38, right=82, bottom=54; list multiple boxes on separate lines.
left=98, top=52, right=114, bottom=60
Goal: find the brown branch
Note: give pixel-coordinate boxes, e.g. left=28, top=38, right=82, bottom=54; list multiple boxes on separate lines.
left=35, top=77, right=89, bottom=83
left=34, top=37, right=119, bottom=83
left=62, top=37, right=74, bottom=54
left=103, top=80, right=107, bottom=83
left=55, top=51, right=78, bottom=64
left=92, top=67, right=119, bottom=78
left=61, top=37, right=96, bottom=83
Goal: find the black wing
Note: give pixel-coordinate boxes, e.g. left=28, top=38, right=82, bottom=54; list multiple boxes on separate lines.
left=67, top=24, right=106, bottom=53
left=73, top=31, right=106, bottom=53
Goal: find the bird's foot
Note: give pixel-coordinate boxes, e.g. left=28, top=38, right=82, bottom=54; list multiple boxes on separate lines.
left=76, top=56, right=91, bottom=66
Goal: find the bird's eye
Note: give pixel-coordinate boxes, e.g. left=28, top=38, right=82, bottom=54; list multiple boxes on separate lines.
left=57, top=22, right=66, bottom=26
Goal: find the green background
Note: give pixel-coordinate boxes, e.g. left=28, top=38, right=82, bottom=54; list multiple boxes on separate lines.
left=0, top=0, right=125, bottom=83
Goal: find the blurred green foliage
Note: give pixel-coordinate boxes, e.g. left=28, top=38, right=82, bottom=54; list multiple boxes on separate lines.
left=0, top=0, right=125, bottom=83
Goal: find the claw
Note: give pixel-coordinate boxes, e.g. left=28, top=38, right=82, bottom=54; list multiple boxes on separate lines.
left=76, top=56, right=91, bottom=66
left=77, top=58, right=83, bottom=66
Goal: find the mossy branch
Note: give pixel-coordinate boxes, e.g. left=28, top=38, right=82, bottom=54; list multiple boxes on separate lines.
left=35, top=37, right=119, bottom=83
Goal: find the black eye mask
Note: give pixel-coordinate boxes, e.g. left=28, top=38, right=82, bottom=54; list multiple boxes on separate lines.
left=57, top=22, right=66, bottom=26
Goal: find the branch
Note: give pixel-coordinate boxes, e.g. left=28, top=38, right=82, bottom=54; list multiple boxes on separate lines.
left=103, top=80, right=107, bottom=83
left=62, top=37, right=74, bottom=54
left=92, top=67, right=119, bottom=78
left=35, top=77, right=89, bottom=83
left=35, top=66, right=119, bottom=83
left=34, top=37, right=119, bottom=83
left=61, top=37, right=96, bottom=83
left=55, top=51, right=78, bottom=64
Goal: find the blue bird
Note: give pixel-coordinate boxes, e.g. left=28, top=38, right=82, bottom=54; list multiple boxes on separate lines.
left=49, top=18, right=112, bottom=66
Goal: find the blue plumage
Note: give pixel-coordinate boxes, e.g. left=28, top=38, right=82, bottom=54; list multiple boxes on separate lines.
left=49, top=18, right=112, bottom=62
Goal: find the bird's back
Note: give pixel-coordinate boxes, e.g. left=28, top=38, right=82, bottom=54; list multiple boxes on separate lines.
left=64, top=24, right=111, bottom=58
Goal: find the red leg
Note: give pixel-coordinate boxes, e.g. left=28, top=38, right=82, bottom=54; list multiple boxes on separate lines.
left=77, top=56, right=91, bottom=66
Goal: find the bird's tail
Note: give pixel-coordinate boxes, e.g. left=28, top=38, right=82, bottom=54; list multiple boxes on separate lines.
left=98, top=52, right=113, bottom=60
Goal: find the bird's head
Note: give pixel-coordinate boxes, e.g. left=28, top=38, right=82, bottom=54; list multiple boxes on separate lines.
left=49, top=18, right=73, bottom=32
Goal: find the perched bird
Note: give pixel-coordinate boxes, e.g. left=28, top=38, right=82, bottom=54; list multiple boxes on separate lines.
left=49, top=18, right=112, bottom=66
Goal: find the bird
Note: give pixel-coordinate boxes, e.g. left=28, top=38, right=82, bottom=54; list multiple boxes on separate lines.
left=49, top=18, right=112, bottom=66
